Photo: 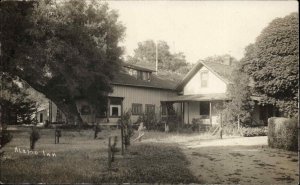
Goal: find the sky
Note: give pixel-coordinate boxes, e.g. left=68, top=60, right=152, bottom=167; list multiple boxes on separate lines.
left=107, top=1, right=298, bottom=63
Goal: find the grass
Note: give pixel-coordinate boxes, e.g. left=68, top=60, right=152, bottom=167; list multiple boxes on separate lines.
left=0, top=127, right=199, bottom=184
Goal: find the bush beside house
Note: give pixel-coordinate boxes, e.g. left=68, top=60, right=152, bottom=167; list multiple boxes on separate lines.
left=268, top=117, right=298, bottom=151
left=240, top=126, right=268, bottom=137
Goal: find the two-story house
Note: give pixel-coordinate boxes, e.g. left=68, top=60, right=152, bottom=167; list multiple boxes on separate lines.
left=162, top=60, right=232, bottom=125
left=162, top=59, right=279, bottom=126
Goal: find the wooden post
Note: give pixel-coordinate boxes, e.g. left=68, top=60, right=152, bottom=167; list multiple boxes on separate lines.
left=187, top=102, right=190, bottom=124
left=121, top=125, right=124, bottom=155
left=108, top=137, right=111, bottom=169
left=111, top=136, right=117, bottom=162
left=238, top=115, right=240, bottom=131
left=49, top=100, right=52, bottom=123
left=220, top=113, right=223, bottom=139
left=209, top=101, right=212, bottom=126
left=107, top=98, right=110, bottom=122
left=181, top=102, right=184, bottom=124
left=55, top=128, right=57, bottom=144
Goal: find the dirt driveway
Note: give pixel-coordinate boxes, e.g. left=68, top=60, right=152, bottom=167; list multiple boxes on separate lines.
left=142, top=134, right=298, bottom=184
left=180, top=136, right=299, bottom=184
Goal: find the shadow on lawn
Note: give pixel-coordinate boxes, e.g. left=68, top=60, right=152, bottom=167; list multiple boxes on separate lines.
left=1, top=141, right=200, bottom=184
left=97, top=143, right=201, bottom=184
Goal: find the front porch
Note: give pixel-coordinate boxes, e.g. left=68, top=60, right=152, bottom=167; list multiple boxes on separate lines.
left=162, top=93, right=230, bottom=126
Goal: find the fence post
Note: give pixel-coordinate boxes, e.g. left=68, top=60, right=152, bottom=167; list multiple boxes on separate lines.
left=121, top=125, right=124, bottom=155
left=55, top=128, right=57, bottom=144
left=220, top=113, right=223, bottom=139
left=108, top=137, right=111, bottom=169
left=238, top=115, right=240, bottom=131
left=111, top=136, right=117, bottom=162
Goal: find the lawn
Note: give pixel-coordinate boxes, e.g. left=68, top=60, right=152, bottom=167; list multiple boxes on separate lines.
left=0, top=127, right=199, bottom=184
left=1, top=126, right=298, bottom=184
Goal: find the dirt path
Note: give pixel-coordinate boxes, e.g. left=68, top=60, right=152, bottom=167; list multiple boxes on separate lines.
left=179, top=137, right=299, bottom=184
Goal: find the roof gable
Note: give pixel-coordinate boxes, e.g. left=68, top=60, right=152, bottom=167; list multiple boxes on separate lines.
left=176, top=60, right=233, bottom=91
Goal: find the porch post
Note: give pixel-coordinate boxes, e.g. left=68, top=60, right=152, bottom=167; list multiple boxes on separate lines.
left=182, top=102, right=184, bottom=125
left=107, top=98, right=110, bottom=122
left=187, top=102, right=190, bottom=124
left=209, top=101, right=212, bottom=126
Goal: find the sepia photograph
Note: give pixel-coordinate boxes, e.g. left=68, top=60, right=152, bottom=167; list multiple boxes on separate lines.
left=0, top=0, right=298, bottom=184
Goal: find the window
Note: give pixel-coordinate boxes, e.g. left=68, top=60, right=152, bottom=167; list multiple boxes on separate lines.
left=145, top=104, right=155, bottom=114
left=161, top=103, right=167, bottom=115
left=39, top=113, right=43, bottom=122
left=136, top=71, right=151, bottom=81
left=110, top=105, right=121, bottom=117
left=127, top=68, right=138, bottom=77
left=132, top=103, right=142, bottom=115
left=109, top=97, right=122, bottom=117
left=80, top=105, right=91, bottom=115
left=137, top=71, right=143, bottom=80
left=200, top=71, right=208, bottom=87
left=199, top=101, right=210, bottom=116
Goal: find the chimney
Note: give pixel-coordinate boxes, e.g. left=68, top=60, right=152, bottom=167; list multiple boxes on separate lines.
left=223, top=55, right=232, bottom=65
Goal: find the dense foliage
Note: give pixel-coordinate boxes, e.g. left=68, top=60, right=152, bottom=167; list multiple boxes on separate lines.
left=240, top=126, right=268, bottom=137
left=241, top=13, right=299, bottom=117
left=222, top=62, right=255, bottom=125
left=0, top=74, right=37, bottom=125
left=268, top=117, right=297, bottom=151
left=0, top=0, right=125, bottom=124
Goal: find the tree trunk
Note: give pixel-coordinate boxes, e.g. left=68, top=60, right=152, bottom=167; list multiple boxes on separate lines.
left=54, top=100, right=84, bottom=126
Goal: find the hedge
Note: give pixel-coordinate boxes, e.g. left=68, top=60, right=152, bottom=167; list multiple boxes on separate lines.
left=268, top=117, right=298, bottom=151
left=240, top=126, right=268, bottom=137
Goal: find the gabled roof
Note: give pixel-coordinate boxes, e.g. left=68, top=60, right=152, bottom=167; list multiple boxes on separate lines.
left=176, top=60, right=234, bottom=91
left=112, top=67, right=177, bottom=90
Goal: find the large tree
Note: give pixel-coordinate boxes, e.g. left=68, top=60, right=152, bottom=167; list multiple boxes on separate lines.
left=222, top=62, right=255, bottom=125
left=241, top=13, right=299, bottom=117
left=0, top=0, right=125, bottom=124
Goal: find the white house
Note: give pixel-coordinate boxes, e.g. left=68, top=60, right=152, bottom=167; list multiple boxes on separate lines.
left=161, top=59, right=279, bottom=126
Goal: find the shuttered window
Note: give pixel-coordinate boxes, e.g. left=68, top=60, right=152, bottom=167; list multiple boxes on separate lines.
left=132, top=103, right=142, bottom=115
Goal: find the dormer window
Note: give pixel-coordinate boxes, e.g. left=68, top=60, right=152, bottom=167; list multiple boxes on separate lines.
left=137, top=71, right=151, bottom=81
left=128, top=68, right=137, bottom=76
left=123, top=64, right=152, bottom=82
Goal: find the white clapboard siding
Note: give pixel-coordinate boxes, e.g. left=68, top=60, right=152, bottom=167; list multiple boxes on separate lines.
left=110, top=85, right=177, bottom=121
left=183, top=66, right=227, bottom=95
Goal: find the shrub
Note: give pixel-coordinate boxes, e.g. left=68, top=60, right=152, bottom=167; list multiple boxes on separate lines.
left=240, top=126, right=268, bottom=137
left=118, top=110, right=134, bottom=146
left=268, top=117, right=298, bottom=151
left=0, top=124, right=13, bottom=149
left=136, top=111, right=159, bottom=130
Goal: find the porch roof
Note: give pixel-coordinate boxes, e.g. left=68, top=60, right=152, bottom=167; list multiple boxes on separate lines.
left=163, top=93, right=230, bottom=102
